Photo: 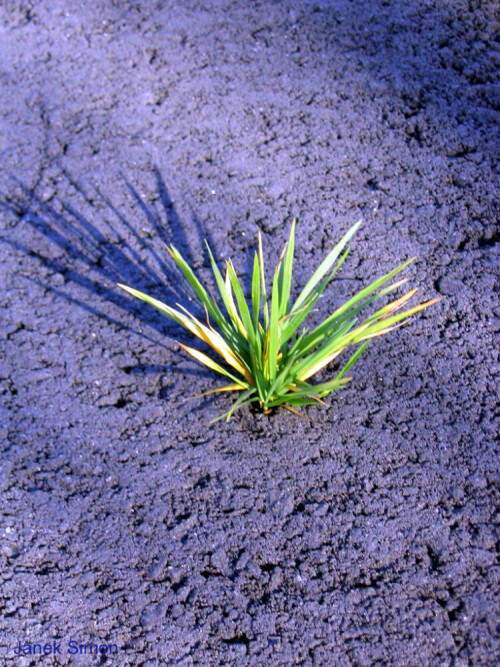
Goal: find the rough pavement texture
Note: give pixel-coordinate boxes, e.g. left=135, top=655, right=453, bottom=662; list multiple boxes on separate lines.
left=1, top=1, right=499, bottom=665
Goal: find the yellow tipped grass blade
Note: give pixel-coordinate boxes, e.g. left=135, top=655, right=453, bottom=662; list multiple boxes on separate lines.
left=356, top=296, right=442, bottom=342
left=298, top=348, right=345, bottom=382
left=197, top=384, right=247, bottom=395
left=118, top=283, right=252, bottom=383
left=373, top=287, right=418, bottom=320
left=180, top=384, right=246, bottom=405
left=198, top=327, right=253, bottom=383
left=117, top=284, right=199, bottom=333
left=178, top=343, right=247, bottom=385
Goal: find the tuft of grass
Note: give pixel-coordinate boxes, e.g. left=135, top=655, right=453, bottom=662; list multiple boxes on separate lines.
left=118, top=220, right=440, bottom=422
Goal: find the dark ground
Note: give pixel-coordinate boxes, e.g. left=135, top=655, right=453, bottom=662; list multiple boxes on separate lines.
left=0, top=1, right=499, bottom=665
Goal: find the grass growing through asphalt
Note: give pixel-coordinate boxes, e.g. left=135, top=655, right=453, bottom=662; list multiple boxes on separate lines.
left=118, top=220, right=439, bottom=421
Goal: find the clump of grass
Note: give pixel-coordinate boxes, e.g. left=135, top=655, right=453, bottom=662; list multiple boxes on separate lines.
left=118, top=220, right=439, bottom=422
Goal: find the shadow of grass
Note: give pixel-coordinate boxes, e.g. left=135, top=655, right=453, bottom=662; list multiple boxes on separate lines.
left=0, top=169, right=231, bottom=383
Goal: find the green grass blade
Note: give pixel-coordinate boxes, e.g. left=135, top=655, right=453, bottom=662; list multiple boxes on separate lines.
left=266, top=381, right=350, bottom=408
left=258, top=231, right=269, bottom=329
left=226, top=261, right=266, bottom=402
left=335, top=341, right=369, bottom=381
left=297, top=257, right=416, bottom=355
left=168, top=245, right=230, bottom=335
left=276, top=219, right=295, bottom=319
left=264, top=345, right=302, bottom=404
left=205, top=242, right=231, bottom=313
left=292, top=219, right=361, bottom=312
left=290, top=318, right=357, bottom=381
left=227, top=262, right=258, bottom=347
left=282, top=247, right=350, bottom=347
left=209, top=387, right=258, bottom=423
left=205, top=243, right=250, bottom=351
left=266, top=267, right=281, bottom=382
left=251, top=251, right=261, bottom=331
left=307, top=376, right=352, bottom=397
left=351, top=297, right=441, bottom=342
left=118, top=283, right=195, bottom=330
left=178, top=343, right=249, bottom=385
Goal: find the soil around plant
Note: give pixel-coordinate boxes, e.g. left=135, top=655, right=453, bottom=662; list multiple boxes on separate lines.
left=0, top=1, right=499, bottom=665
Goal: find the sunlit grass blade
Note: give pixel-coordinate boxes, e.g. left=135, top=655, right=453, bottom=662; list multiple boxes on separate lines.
left=118, top=283, right=253, bottom=382
left=354, top=296, right=442, bottom=341
left=282, top=247, right=350, bottom=346
left=292, top=219, right=361, bottom=312
left=186, top=384, right=247, bottom=401
left=335, top=341, right=369, bottom=381
left=251, top=251, right=261, bottom=331
left=362, top=287, right=418, bottom=324
left=297, top=257, right=416, bottom=355
left=178, top=343, right=248, bottom=385
left=167, top=245, right=228, bottom=332
left=226, top=260, right=266, bottom=402
left=205, top=242, right=252, bottom=354
left=117, top=283, right=199, bottom=333
left=258, top=230, right=269, bottom=329
left=307, top=376, right=352, bottom=397
left=291, top=317, right=358, bottom=381
left=297, top=348, right=345, bottom=382
left=276, top=219, right=295, bottom=318
left=264, top=267, right=281, bottom=383
left=172, top=303, right=253, bottom=381
left=210, top=387, right=258, bottom=423
left=224, top=266, right=247, bottom=339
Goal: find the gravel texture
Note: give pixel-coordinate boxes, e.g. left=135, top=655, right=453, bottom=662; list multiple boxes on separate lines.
left=1, top=1, right=499, bottom=665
